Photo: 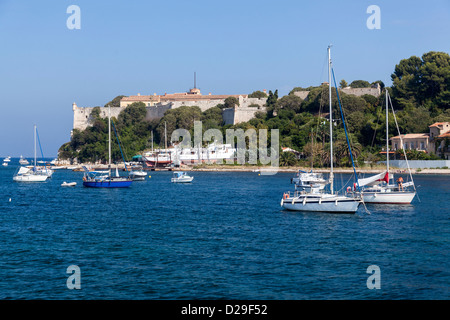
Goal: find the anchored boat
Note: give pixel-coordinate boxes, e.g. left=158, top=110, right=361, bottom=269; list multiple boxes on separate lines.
left=281, top=46, right=361, bottom=213
left=82, top=105, right=132, bottom=188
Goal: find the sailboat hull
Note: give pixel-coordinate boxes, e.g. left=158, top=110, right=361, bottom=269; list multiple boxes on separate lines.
left=83, top=179, right=132, bottom=188
left=281, top=195, right=361, bottom=213
left=362, top=191, right=416, bottom=204
left=13, top=174, right=48, bottom=182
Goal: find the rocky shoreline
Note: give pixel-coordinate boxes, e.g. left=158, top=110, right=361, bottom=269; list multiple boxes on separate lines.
left=53, top=163, right=450, bottom=175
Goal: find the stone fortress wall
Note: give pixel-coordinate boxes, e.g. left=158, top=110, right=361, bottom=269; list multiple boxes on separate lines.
left=72, top=84, right=380, bottom=132
left=72, top=91, right=267, bottom=132
left=293, top=83, right=381, bottom=99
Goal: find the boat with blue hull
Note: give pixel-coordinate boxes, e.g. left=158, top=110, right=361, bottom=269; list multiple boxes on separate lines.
left=82, top=177, right=132, bottom=188
left=82, top=106, right=132, bottom=188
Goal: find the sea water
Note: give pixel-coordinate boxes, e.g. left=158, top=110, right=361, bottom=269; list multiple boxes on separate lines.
left=0, top=161, right=448, bottom=299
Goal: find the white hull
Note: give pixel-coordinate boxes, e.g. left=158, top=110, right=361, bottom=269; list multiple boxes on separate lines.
left=13, top=174, right=48, bottom=182
left=130, top=172, right=147, bottom=181
left=362, top=191, right=416, bottom=204
left=61, top=182, right=77, bottom=187
left=281, top=194, right=361, bottom=213
left=171, top=176, right=194, bottom=183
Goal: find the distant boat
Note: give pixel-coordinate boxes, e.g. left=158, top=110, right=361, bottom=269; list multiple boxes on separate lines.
left=292, top=170, right=327, bottom=193
left=61, top=181, right=77, bottom=187
left=171, top=171, right=193, bottom=183
left=129, top=165, right=147, bottom=181
left=2, top=161, right=7, bottom=167
left=3, top=156, right=11, bottom=162
left=82, top=105, right=132, bottom=188
left=19, top=156, right=29, bottom=165
left=13, top=125, right=49, bottom=182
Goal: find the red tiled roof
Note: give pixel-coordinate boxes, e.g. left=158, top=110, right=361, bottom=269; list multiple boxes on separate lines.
left=121, top=95, right=159, bottom=102
left=429, top=122, right=449, bottom=128
left=121, top=93, right=246, bottom=103
left=437, top=130, right=450, bottom=138
left=390, top=133, right=429, bottom=140
left=159, top=94, right=244, bottom=102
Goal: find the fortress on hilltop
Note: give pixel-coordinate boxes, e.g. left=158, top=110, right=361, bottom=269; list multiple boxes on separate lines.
left=72, top=87, right=267, bottom=132
left=72, top=82, right=382, bottom=134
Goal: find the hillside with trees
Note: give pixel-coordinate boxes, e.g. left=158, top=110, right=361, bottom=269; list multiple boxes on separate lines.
left=59, top=51, right=450, bottom=166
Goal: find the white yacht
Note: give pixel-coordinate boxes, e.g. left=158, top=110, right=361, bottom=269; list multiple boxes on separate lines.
left=359, top=91, right=416, bottom=204
left=129, top=165, right=147, bottom=181
left=19, top=156, right=29, bottom=165
left=171, top=171, right=194, bottom=183
left=281, top=46, right=361, bottom=214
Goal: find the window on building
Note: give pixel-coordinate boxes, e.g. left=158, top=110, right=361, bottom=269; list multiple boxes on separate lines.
left=420, top=142, right=425, bottom=150
left=394, top=143, right=398, bottom=150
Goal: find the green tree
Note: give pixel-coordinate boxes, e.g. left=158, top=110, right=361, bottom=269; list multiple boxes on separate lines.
left=248, top=90, right=267, bottom=98
left=224, top=96, right=239, bottom=109
left=279, top=151, right=297, bottom=166
left=350, top=80, right=371, bottom=88
left=104, top=95, right=125, bottom=108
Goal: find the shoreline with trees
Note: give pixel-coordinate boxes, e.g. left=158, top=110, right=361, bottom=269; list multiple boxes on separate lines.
left=58, top=51, right=450, bottom=168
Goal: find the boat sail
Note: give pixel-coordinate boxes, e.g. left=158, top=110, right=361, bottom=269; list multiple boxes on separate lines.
left=13, top=125, right=48, bottom=182
left=281, top=46, right=361, bottom=213
left=82, top=105, right=133, bottom=188
left=359, top=90, right=416, bottom=204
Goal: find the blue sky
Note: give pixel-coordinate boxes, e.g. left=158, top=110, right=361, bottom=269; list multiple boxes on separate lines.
left=0, top=0, right=449, bottom=157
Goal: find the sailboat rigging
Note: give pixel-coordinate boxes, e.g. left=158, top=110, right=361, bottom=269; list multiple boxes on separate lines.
left=82, top=105, right=133, bottom=188
left=358, top=90, right=416, bottom=204
left=13, top=125, right=49, bottom=182
left=281, top=46, right=361, bottom=213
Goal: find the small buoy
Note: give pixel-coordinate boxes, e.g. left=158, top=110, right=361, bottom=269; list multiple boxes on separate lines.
left=258, top=174, right=260, bottom=176
left=149, top=175, right=151, bottom=178
left=9, top=198, right=11, bottom=202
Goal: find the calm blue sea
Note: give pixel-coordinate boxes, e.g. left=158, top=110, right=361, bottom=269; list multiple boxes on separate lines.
left=0, top=160, right=448, bottom=300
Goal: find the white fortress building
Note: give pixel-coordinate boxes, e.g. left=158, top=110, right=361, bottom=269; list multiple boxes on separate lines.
left=72, top=88, right=267, bottom=132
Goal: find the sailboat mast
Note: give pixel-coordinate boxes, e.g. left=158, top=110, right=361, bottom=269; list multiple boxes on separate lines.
left=328, top=45, right=334, bottom=194
left=34, top=124, right=37, bottom=170
left=108, top=105, right=111, bottom=174
left=165, top=122, right=167, bottom=150
left=386, top=90, right=389, bottom=179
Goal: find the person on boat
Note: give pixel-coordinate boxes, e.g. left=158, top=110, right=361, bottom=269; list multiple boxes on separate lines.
left=397, top=176, right=404, bottom=191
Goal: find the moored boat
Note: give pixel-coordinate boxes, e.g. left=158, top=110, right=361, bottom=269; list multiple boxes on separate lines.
left=281, top=46, right=361, bottom=214
left=359, top=90, right=416, bottom=204
left=82, top=106, right=132, bottom=188
left=171, top=171, right=194, bottom=183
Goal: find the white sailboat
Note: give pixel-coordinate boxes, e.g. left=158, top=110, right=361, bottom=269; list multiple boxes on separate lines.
left=82, top=105, right=133, bottom=188
left=360, top=91, right=416, bottom=204
left=281, top=46, right=361, bottom=213
left=13, top=125, right=48, bottom=182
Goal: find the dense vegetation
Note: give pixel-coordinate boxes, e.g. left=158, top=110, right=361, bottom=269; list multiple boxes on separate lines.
left=59, top=51, right=450, bottom=166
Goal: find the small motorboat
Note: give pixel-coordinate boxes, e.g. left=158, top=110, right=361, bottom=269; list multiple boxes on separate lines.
left=61, top=181, right=77, bottom=187
left=129, top=165, right=147, bottom=181
left=171, top=171, right=193, bottom=183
